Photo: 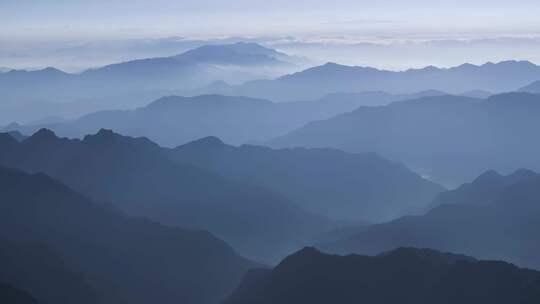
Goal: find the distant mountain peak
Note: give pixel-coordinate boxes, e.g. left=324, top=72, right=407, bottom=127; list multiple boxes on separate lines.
left=27, top=128, right=59, bottom=142
left=472, top=169, right=503, bottom=184
left=509, top=168, right=537, bottom=180
left=96, top=128, right=116, bottom=137
left=173, top=42, right=290, bottom=66
left=294, top=246, right=322, bottom=256
left=276, top=247, right=326, bottom=269
left=82, top=128, right=124, bottom=145
left=41, top=66, right=66, bottom=73
left=322, top=62, right=344, bottom=68
left=82, top=129, right=159, bottom=150
left=185, top=136, right=226, bottom=148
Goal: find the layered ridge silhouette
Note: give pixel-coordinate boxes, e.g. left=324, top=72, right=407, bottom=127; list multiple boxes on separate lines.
left=0, top=166, right=255, bottom=304
left=321, top=169, right=540, bottom=269
left=225, top=247, right=540, bottom=304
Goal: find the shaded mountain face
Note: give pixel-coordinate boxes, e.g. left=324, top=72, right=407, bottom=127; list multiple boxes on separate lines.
left=170, top=138, right=443, bottom=222
left=0, top=129, right=331, bottom=263
left=272, top=92, right=540, bottom=187
left=3, top=91, right=447, bottom=147
left=0, top=43, right=301, bottom=124
left=204, top=60, right=540, bottom=101
left=321, top=169, right=540, bottom=270
left=225, top=247, right=540, bottom=304
left=0, top=166, right=255, bottom=304
left=521, top=80, right=540, bottom=93
left=3, top=130, right=28, bottom=142
left=428, top=169, right=537, bottom=209
left=0, top=239, right=97, bottom=304
left=0, top=283, right=38, bottom=304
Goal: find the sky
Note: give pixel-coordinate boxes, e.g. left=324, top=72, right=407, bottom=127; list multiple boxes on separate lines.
left=2, top=0, right=540, bottom=39
left=1, top=0, right=540, bottom=70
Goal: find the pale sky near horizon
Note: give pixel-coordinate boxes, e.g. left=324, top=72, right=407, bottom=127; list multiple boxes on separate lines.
left=2, top=0, right=540, bottom=40
left=1, top=0, right=540, bottom=70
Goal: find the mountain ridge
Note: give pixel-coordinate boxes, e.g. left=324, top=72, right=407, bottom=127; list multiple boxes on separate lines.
left=320, top=169, right=540, bottom=270
left=225, top=246, right=540, bottom=304
left=271, top=92, right=540, bottom=186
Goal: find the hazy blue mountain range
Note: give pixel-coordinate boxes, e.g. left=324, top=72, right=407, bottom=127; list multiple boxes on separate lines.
left=0, top=128, right=446, bottom=261
left=201, top=60, right=540, bottom=101
left=271, top=92, right=540, bottom=186
left=0, top=43, right=302, bottom=124
left=1, top=91, right=448, bottom=147
left=0, top=129, right=332, bottom=263
left=225, top=247, right=540, bottom=304
left=521, top=80, right=540, bottom=93
left=170, top=136, right=443, bottom=222
left=321, top=169, right=540, bottom=270
left=0, top=166, right=255, bottom=304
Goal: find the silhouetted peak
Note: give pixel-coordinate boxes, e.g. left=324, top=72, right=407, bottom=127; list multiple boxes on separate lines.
left=420, top=65, right=440, bottom=72
left=221, top=42, right=277, bottom=55
left=40, top=67, right=66, bottom=74
left=185, top=136, right=226, bottom=148
left=318, top=62, right=363, bottom=71
left=452, top=60, right=537, bottom=71
left=322, top=62, right=342, bottom=68
left=295, top=246, right=322, bottom=256
left=472, top=170, right=503, bottom=185
left=82, top=129, right=128, bottom=145
left=26, top=128, right=59, bottom=143
left=509, top=168, right=537, bottom=179
left=96, top=128, right=116, bottom=138
left=83, top=129, right=123, bottom=143
left=277, top=247, right=325, bottom=269
left=83, top=129, right=159, bottom=151
left=456, top=63, right=478, bottom=70
left=495, top=60, right=536, bottom=67
left=146, top=96, right=186, bottom=109
left=181, top=42, right=276, bottom=56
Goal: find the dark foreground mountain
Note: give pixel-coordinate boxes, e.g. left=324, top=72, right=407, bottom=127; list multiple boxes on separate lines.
left=4, top=91, right=447, bottom=147
left=0, top=166, right=255, bottom=304
left=272, top=92, right=540, bottom=186
left=170, top=137, right=443, bottom=222
left=206, top=60, right=540, bottom=101
left=0, top=283, right=37, bottom=304
left=5, top=130, right=28, bottom=142
left=225, top=247, right=540, bottom=304
left=0, top=129, right=330, bottom=262
left=0, top=238, right=97, bottom=304
left=322, top=169, right=540, bottom=270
